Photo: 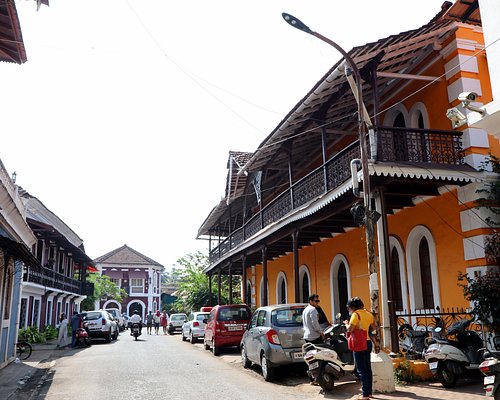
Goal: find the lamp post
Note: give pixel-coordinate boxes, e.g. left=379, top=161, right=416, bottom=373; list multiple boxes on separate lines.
left=282, top=13, right=381, bottom=348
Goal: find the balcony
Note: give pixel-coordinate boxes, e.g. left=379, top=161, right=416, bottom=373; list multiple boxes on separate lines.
left=24, top=266, right=83, bottom=295
left=209, top=126, right=463, bottom=263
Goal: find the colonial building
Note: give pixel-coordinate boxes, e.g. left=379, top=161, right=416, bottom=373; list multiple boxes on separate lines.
left=19, top=190, right=94, bottom=330
left=198, top=0, right=499, bottom=353
left=94, top=245, right=163, bottom=320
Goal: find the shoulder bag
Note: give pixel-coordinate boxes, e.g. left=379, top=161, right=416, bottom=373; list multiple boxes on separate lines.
left=347, top=312, right=368, bottom=352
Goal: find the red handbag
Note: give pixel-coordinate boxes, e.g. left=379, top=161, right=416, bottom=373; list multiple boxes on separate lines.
left=347, top=312, right=368, bottom=352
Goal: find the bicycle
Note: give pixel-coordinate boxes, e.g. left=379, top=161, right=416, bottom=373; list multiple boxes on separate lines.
left=16, top=341, right=33, bottom=360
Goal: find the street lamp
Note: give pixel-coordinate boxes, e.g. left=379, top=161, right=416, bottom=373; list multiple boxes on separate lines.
left=282, top=12, right=381, bottom=347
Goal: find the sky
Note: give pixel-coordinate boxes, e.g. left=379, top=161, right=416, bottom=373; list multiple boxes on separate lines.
left=1, top=0, right=447, bottom=270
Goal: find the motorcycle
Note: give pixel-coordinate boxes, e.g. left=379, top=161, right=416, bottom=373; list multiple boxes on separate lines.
left=75, top=323, right=91, bottom=347
left=424, top=318, right=483, bottom=388
left=479, top=336, right=500, bottom=399
left=302, top=317, right=356, bottom=392
left=131, top=323, right=142, bottom=340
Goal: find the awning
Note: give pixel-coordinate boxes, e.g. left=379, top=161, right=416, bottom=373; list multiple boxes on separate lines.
left=0, top=235, right=41, bottom=269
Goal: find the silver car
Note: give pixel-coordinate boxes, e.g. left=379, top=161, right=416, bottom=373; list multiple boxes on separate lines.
left=240, top=304, right=306, bottom=381
left=168, top=313, right=187, bottom=335
left=181, top=312, right=210, bottom=343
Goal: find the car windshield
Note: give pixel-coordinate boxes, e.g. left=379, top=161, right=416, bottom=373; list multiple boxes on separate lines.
left=196, top=313, right=209, bottom=321
left=271, top=307, right=305, bottom=327
left=84, top=312, right=101, bottom=321
left=217, top=307, right=250, bottom=321
left=171, top=315, right=186, bottom=321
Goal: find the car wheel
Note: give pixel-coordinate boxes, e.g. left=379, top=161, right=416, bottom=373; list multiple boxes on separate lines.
left=105, top=331, right=112, bottom=343
left=212, top=340, right=220, bottom=356
left=241, top=345, right=251, bottom=369
left=261, top=354, right=276, bottom=382
left=204, top=339, right=210, bottom=351
left=182, top=331, right=187, bottom=342
left=189, top=331, right=197, bottom=344
left=112, top=328, right=118, bottom=341
left=437, top=365, right=457, bottom=388
left=317, top=370, right=336, bottom=392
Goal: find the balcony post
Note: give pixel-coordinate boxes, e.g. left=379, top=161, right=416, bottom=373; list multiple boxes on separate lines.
left=241, top=255, right=247, bottom=304
left=321, top=125, right=328, bottom=192
left=217, top=269, right=222, bottom=305
left=208, top=273, right=213, bottom=306
left=287, top=146, right=294, bottom=208
left=228, top=262, right=233, bottom=304
left=292, top=231, right=300, bottom=302
left=262, top=246, right=268, bottom=306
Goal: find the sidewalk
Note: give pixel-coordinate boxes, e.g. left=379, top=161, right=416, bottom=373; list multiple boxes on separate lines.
left=0, top=340, right=64, bottom=400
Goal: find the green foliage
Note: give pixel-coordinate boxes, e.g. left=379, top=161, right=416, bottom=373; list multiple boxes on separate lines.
left=172, top=251, right=241, bottom=313
left=18, top=327, right=46, bottom=344
left=81, top=273, right=128, bottom=311
left=43, top=325, right=58, bottom=341
left=458, top=269, right=500, bottom=332
left=393, top=361, right=421, bottom=385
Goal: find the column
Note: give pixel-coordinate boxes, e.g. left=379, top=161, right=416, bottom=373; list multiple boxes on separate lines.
left=262, top=247, right=268, bottom=306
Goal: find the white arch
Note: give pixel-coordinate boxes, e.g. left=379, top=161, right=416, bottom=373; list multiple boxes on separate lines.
left=383, top=103, right=410, bottom=127
left=127, top=299, right=147, bottom=320
left=405, top=225, right=440, bottom=311
left=103, top=300, right=121, bottom=312
left=259, top=277, right=270, bottom=307
left=409, top=102, right=429, bottom=129
left=299, top=265, right=311, bottom=303
left=389, top=236, right=409, bottom=313
left=275, top=271, right=288, bottom=304
left=329, top=254, right=352, bottom=319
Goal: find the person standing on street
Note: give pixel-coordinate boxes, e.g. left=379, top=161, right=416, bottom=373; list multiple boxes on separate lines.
left=146, top=310, right=154, bottom=334
left=70, top=311, right=82, bottom=348
left=160, top=311, right=168, bottom=334
left=344, top=297, right=379, bottom=400
left=302, top=294, right=324, bottom=384
left=57, top=313, right=69, bottom=349
left=153, top=310, right=161, bottom=335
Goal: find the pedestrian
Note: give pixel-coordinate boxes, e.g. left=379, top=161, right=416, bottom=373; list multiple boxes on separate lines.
left=302, top=294, right=324, bottom=384
left=146, top=310, right=154, bottom=334
left=70, top=311, right=82, bottom=348
left=56, top=313, right=69, bottom=349
left=344, top=297, right=380, bottom=400
left=160, top=310, right=168, bottom=334
left=153, top=310, right=161, bottom=335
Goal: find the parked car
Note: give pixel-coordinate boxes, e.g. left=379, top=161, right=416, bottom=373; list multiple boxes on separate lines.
left=81, top=310, right=119, bottom=343
left=122, top=314, right=130, bottom=329
left=168, top=313, right=188, bottom=335
left=104, top=308, right=126, bottom=331
left=240, top=304, right=306, bottom=381
left=204, top=304, right=251, bottom=356
left=181, top=311, right=210, bottom=343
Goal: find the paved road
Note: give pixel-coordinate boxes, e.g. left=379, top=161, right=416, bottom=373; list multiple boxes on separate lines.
left=19, top=331, right=485, bottom=400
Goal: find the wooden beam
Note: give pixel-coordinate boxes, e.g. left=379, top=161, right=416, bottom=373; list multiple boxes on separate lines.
left=377, top=71, right=441, bottom=82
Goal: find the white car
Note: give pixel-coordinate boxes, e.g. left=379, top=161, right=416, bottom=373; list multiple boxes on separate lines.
left=82, top=310, right=119, bottom=343
left=103, top=308, right=126, bottom=331
left=168, top=313, right=188, bottom=335
left=181, top=312, right=210, bottom=343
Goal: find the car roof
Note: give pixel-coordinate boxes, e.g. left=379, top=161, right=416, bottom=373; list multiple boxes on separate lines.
left=171, top=313, right=187, bottom=316
left=254, top=303, right=307, bottom=312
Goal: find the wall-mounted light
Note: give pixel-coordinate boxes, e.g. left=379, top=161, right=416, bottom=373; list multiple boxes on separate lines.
left=12, top=171, right=17, bottom=184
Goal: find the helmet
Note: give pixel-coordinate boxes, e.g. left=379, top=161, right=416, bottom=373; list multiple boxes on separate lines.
left=133, top=310, right=139, bottom=315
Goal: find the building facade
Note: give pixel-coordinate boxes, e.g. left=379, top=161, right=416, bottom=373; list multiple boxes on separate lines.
left=94, top=245, right=163, bottom=320
left=19, top=191, right=94, bottom=331
left=198, top=1, right=499, bottom=352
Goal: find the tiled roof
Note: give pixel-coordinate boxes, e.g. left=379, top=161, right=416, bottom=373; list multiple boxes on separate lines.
left=94, top=244, right=163, bottom=267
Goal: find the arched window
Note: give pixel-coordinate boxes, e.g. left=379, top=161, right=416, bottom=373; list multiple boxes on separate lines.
left=330, top=255, right=351, bottom=320
left=419, top=237, right=434, bottom=309
left=406, top=226, right=439, bottom=311
left=259, top=278, right=269, bottom=307
left=394, top=112, right=406, bottom=127
left=298, top=266, right=311, bottom=303
left=276, top=272, right=287, bottom=304
left=391, top=247, right=403, bottom=311
left=245, top=280, right=252, bottom=306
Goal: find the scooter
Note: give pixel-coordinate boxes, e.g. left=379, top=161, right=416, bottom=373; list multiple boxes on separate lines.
left=424, top=318, right=483, bottom=388
left=302, top=318, right=356, bottom=392
left=479, top=336, right=500, bottom=399
left=75, top=323, right=91, bottom=347
left=131, top=323, right=142, bottom=341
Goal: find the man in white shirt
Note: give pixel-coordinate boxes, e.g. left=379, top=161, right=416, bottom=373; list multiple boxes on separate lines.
left=130, top=310, right=143, bottom=334
left=302, top=294, right=324, bottom=344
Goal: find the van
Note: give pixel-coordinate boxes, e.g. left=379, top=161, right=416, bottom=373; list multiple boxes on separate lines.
left=203, top=304, right=251, bottom=356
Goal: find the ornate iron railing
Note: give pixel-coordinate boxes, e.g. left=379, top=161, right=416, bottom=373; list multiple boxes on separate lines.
left=24, top=266, right=83, bottom=294
left=209, top=127, right=463, bottom=263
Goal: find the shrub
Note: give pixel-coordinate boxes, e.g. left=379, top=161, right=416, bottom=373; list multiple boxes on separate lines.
left=43, top=325, right=58, bottom=341
left=18, top=327, right=46, bottom=344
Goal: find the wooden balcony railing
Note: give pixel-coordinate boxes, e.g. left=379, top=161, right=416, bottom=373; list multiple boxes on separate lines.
left=24, top=266, right=83, bottom=295
left=209, top=127, right=463, bottom=263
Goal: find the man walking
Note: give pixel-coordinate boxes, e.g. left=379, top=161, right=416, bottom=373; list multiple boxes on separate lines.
left=146, top=310, right=154, bottom=335
left=302, top=294, right=325, bottom=384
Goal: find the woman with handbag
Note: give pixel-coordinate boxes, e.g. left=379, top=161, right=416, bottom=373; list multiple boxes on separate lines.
left=344, top=297, right=379, bottom=400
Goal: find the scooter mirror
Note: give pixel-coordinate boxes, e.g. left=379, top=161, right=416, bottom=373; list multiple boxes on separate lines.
left=434, top=327, right=442, bottom=333
left=336, top=313, right=342, bottom=319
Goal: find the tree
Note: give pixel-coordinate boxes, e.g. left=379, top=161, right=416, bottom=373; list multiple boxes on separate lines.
left=172, top=251, right=241, bottom=313
left=81, top=273, right=128, bottom=311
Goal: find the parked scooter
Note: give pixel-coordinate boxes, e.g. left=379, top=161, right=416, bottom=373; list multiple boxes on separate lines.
left=131, top=323, right=142, bottom=341
left=302, top=316, right=356, bottom=392
left=75, top=323, right=91, bottom=348
left=424, top=318, right=483, bottom=387
left=479, top=336, right=500, bottom=399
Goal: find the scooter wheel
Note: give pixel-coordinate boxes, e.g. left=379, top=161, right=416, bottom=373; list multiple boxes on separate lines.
left=316, top=371, right=336, bottom=392
left=436, top=366, right=457, bottom=388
